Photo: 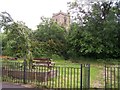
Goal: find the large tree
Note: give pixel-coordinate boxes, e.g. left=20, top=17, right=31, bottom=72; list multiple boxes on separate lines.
left=3, top=21, right=33, bottom=65
left=33, top=17, right=67, bottom=59
left=67, top=0, right=120, bottom=59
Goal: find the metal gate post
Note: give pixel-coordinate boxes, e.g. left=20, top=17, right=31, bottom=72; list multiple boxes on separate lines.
left=23, top=58, right=27, bottom=84
left=83, top=64, right=90, bottom=89
left=118, top=64, right=120, bottom=89
left=80, top=64, right=82, bottom=90
left=105, top=65, right=106, bottom=89
left=87, top=64, right=90, bottom=89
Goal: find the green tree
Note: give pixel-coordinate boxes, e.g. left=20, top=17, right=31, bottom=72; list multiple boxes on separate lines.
left=68, top=1, right=120, bottom=59
left=33, top=17, right=67, bottom=59
left=3, top=21, right=33, bottom=65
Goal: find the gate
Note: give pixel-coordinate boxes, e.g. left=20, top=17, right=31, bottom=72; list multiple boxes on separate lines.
left=2, top=61, right=90, bottom=89
left=105, top=64, right=120, bottom=89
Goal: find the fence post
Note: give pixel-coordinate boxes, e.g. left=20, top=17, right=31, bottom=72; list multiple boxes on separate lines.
left=88, top=64, right=90, bottom=89
left=80, top=64, right=82, bottom=90
left=83, top=64, right=90, bottom=89
left=23, top=58, right=27, bottom=84
left=105, top=65, right=106, bottom=89
left=118, top=64, right=120, bottom=89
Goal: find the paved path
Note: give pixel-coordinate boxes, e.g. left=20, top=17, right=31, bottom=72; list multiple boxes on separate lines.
left=1, top=82, right=32, bottom=88
left=1, top=82, right=48, bottom=90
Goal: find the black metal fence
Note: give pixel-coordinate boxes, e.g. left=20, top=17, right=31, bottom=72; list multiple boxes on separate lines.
left=2, top=61, right=90, bottom=89
left=105, top=64, right=120, bottom=89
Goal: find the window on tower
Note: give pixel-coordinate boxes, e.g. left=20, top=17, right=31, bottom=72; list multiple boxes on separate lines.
left=64, top=17, right=67, bottom=25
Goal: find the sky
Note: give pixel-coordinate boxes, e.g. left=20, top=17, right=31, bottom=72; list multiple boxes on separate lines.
left=0, top=0, right=74, bottom=30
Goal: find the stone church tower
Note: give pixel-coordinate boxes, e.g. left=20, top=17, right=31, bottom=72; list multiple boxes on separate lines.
left=52, top=10, right=70, bottom=31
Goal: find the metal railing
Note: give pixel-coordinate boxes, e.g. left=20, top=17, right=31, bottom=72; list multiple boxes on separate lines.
left=105, top=64, right=120, bottom=89
left=2, top=61, right=90, bottom=89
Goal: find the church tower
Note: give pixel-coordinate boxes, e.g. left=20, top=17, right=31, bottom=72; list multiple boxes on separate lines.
left=52, top=10, right=70, bottom=31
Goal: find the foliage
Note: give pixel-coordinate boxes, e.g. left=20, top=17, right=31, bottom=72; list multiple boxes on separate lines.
left=2, top=21, right=33, bottom=59
left=33, top=17, right=68, bottom=59
left=67, top=1, right=120, bottom=59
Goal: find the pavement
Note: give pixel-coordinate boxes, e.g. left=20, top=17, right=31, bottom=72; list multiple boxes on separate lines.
left=2, top=82, right=28, bottom=88
left=1, top=82, right=48, bottom=90
left=1, top=82, right=37, bottom=89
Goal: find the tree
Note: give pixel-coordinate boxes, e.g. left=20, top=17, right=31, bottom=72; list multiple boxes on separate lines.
left=3, top=21, right=33, bottom=66
left=68, top=0, right=120, bottom=59
left=0, top=11, right=14, bottom=28
left=33, top=17, right=67, bottom=59
left=0, top=11, right=14, bottom=57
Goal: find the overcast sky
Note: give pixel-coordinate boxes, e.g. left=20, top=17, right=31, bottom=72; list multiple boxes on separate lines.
left=0, top=0, right=74, bottom=30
